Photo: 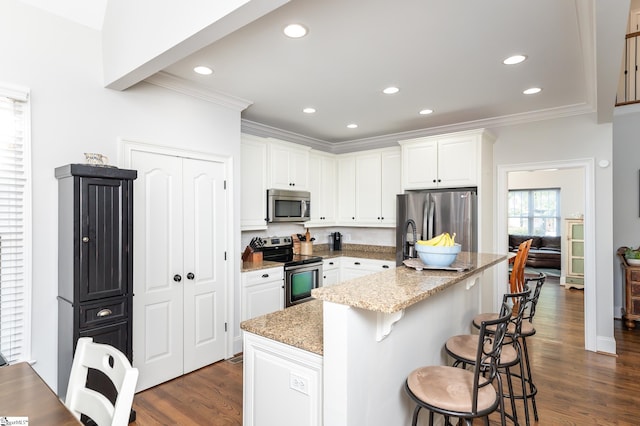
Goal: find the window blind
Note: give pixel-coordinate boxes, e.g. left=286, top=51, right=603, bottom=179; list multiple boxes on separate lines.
left=0, top=85, right=30, bottom=363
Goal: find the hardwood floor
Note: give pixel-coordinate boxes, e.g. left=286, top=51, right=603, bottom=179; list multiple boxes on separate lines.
left=131, top=278, right=640, bottom=425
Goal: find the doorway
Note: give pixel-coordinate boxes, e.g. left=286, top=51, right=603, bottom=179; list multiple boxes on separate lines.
left=497, top=159, right=598, bottom=352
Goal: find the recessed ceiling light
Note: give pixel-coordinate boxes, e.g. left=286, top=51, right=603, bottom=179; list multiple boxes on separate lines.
left=347, top=123, right=358, bottom=129
left=303, top=107, right=316, bottom=114
left=503, top=55, right=527, bottom=65
left=193, top=66, right=213, bottom=75
left=419, top=109, right=434, bottom=115
left=523, top=87, right=542, bottom=95
left=383, top=86, right=400, bottom=95
left=283, top=24, right=308, bottom=38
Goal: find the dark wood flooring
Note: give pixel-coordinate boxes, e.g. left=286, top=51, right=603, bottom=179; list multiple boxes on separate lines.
left=131, top=277, right=640, bottom=425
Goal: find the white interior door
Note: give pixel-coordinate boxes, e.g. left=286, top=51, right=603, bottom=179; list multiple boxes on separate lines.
left=132, top=151, right=184, bottom=391
left=131, top=151, right=228, bottom=391
left=182, top=158, right=227, bottom=373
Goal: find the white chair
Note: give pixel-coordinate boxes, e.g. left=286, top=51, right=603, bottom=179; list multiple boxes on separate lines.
left=65, top=337, right=139, bottom=426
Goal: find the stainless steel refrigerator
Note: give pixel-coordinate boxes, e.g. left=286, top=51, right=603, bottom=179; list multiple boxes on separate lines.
left=396, top=188, right=478, bottom=265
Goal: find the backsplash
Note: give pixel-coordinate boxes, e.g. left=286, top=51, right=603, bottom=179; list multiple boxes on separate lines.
left=241, top=224, right=396, bottom=251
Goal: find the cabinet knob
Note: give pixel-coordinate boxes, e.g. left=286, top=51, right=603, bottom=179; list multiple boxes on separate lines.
left=173, top=274, right=182, bottom=282
left=354, top=262, right=361, bottom=265
left=262, top=273, right=269, bottom=278
left=82, top=236, right=89, bottom=243
left=187, top=272, right=195, bottom=280
left=382, top=265, right=390, bottom=269
left=96, top=308, right=113, bottom=317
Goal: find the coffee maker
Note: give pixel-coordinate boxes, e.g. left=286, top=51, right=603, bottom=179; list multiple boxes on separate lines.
left=332, top=232, right=342, bottom=251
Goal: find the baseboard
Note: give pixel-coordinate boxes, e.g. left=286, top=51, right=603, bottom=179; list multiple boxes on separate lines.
left=596, top=335, right=617, bottom=355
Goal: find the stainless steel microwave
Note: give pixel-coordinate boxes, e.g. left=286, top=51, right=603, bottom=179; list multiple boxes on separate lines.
left=267, top=189, right=310, bottom=223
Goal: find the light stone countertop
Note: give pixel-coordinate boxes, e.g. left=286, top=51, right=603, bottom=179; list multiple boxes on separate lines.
left=311, top=252, right=507, bottom=314
left=241, top=299, right=323, bottom=355
left=241, top=260, right=283, bottom=272
left=240, top=252, right=507, bottom=354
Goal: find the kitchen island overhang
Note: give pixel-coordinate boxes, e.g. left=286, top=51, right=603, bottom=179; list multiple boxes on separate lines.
left=241, top=252, right=507, bottom=426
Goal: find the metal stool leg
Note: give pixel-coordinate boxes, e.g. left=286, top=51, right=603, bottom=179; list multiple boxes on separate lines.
left=521, top=336, right=538, bottom=421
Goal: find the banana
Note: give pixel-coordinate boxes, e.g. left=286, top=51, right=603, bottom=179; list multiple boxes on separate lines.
left=417, top=232, right=456, bottom=247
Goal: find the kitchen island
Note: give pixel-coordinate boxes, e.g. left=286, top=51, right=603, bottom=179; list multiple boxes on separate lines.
left=241, top=252, right=507, bottom=426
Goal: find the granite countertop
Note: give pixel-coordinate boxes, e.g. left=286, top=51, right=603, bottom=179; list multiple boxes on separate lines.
left=241, top=260, right=283, bottom=272
left=241, top=299, right=323, bottom=355
left=241, top=252, right=507, bottom=355
left=312, top=252, right=507, bottom=314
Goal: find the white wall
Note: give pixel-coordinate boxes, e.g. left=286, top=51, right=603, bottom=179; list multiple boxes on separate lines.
left=0, top=0, right=243, bottom=391
left=491, top=113, right=615, bottom=353
left=613, top=104, right=640, bottom=318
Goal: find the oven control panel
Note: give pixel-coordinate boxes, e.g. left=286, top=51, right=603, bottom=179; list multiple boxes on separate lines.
left=260, top=236, right=293, bottom=248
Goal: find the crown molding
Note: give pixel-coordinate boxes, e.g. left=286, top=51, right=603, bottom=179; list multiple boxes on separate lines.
left=144, top=72, right=252, bottom=112
left=243, top=102, right=595, bottom=154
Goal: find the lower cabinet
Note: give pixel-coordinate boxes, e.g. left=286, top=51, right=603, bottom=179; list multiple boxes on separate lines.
left=243, top=332, right=323, bottom=426
left=242, top=266, right=285, bottom=321
left=322, top=258, right=341, bottom=287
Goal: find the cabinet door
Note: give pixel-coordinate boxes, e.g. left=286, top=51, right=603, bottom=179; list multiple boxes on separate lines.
left=80, top=177, right=128, bottom=302
left=322, top=268, right=340, bottom=287
left=269, top=143, right=293, bottom=189
left=355, top=152, right=382, bottom=224
left=337, top=156, right=357, bottom=223
left=437, top=136, right=477, bottom=187
left=380, top=149, right=401, bottom=226
left=289, top=147, right=309, bottom=190
left=320, top=155, right=337, bottom=223
left=402, top=140, right=438, bottom=189
left=308, top=154, right=323, bottom=223
left=243, top=281, right=284, bottom=320
left=568, top=221, right=584, bottom=276
left=241, top=137, right=267, bottom=230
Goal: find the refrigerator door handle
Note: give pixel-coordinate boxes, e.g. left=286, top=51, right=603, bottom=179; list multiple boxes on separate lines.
left=424, top=199, right=435, bottom=240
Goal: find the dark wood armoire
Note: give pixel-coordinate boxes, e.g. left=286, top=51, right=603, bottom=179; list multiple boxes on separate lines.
left=56, top=164, right=137, bottom=422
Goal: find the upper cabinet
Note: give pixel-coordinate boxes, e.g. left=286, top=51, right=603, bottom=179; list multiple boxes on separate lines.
left=308, top=150, right=337, bottom=225
left=241, top=135, right=268, bottom=231
left=400, top=129, right=494, bottom=190
left=268, top=138, right=311, bottom=190
left=337, top=147, right=400, bottom=227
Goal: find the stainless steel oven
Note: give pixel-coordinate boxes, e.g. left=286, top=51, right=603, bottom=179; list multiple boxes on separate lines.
left=284, top=260, right=323, bottom=307
left=255, top=235, right=323, bottom=307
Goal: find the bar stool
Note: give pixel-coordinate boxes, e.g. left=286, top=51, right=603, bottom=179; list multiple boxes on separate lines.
left=445, top=290, right=530, bottom=425
left=472, top=273, right=546, bottom=425
left=404, top=303, right=512, bottom=426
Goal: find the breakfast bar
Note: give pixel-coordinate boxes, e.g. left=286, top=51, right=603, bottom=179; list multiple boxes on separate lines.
left=241, top=252, right=507, bottom=426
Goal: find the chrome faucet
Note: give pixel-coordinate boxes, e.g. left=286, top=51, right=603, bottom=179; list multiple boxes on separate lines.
left=403, top=219, right=417, bottom=259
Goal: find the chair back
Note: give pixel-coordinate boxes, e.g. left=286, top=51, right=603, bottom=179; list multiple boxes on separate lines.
left=523, top=272, right=546, bottom=324
left=501, top=289, right=531, bottom=338
left=472, top=302, right=512, bottom=415
left=510, top=239, right=532, bottom=294
left=65, top=337, right=139, bottom=426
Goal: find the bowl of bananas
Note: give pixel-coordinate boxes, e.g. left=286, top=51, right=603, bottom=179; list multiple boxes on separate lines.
left=415, top=232, right=461, bottom=267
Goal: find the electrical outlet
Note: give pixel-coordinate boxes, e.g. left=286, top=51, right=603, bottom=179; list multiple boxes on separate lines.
left=290, top=373, right=309, bottom=395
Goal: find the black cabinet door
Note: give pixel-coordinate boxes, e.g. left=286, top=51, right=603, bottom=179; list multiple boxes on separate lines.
left=79, top=177, right=129, bottom=302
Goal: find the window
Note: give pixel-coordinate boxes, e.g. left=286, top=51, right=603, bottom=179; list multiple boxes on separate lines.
left=0, top=84, right=31, bottom=363
left=508, top=188, right=560, bottom=236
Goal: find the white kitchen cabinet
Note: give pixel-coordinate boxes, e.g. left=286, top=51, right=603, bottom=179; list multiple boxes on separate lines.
left=400, top=129, right=492, bottom=190
left=241, top=135, right=268, bottom=230
left=243, top=332, right=323, bottom=426
left=340, top=257, right=394, bottom=280
left=307, top=151, right=337, bottom=226
left=242, top=266, right=284, bottom=321
left=338, top=147, right=400, bottom=227
left=268, top=138, right=310, bottom=190
left=337, top=155, right=357, bottom=223
left=322, top=258, right=341, bottom=287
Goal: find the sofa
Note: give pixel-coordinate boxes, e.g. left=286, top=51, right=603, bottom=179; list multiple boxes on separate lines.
left=509, top=234, right=561, bottom=269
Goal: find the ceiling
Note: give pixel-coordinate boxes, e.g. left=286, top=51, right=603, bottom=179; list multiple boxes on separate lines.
left=18, top=0, right=629, bottom=146
left=161, top=0, right=600, bottom=144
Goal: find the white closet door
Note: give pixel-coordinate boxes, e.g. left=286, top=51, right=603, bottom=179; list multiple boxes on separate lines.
left=182, top=158, right=227, bottom=373
left=132, top=151, right=184, bottom=391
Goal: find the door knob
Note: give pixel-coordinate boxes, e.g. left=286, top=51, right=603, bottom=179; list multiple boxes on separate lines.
left=187, top=272, right=195, bottom=280
left=173, top=274, right=182, bottom=282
